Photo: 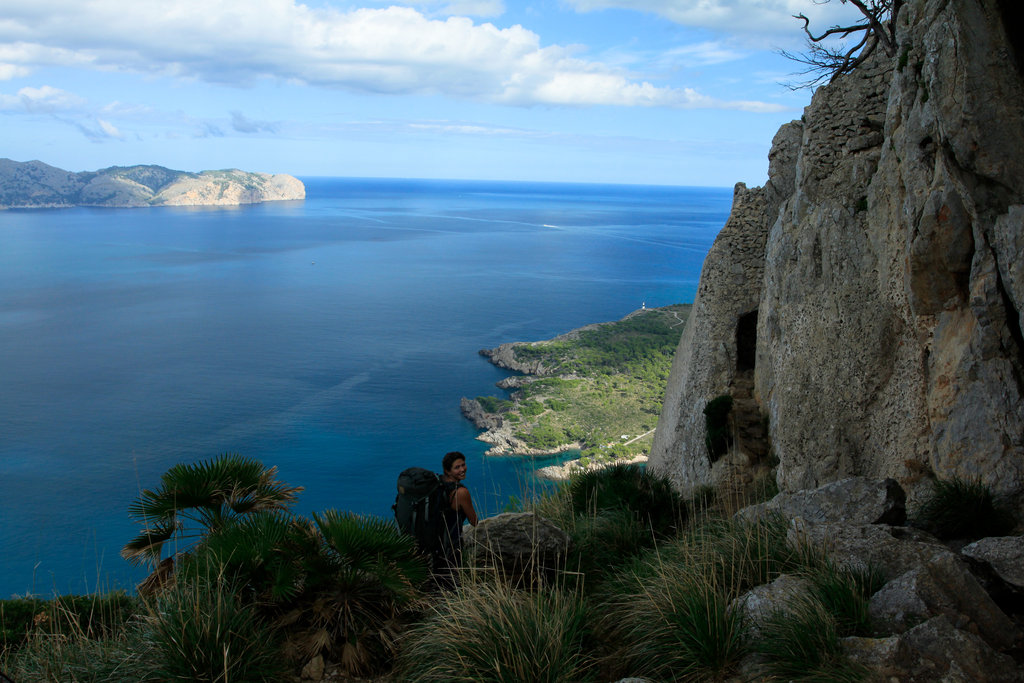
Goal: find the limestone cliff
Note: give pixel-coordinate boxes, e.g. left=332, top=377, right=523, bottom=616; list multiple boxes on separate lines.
left=0, top=160, right=305, bottom=208
left=649, top=0, right=1024, bottom=505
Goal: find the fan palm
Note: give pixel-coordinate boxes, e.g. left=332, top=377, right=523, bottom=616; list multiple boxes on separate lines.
left=179, top=510, right=314, bottom=602
left=279, top=510, right=429, bottom=676
left=122, top=453, right=303, bottom=567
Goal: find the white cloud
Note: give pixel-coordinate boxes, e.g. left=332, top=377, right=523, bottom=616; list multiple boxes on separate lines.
left=565, top=0, right=867, bottom=45
left=96, top=118, right=122, bottom=138
left=408, top=120, right=529, bottom=135
left=0, top=84, right=85, bottom=111
left=666, top=41, right=746, bottom=66
left=0, top=63, right=30, bottom=79
left=410, top=0, right=506, bottom=18
left=0, top=0, right=783, bottom=111
left=231, top=110, right=280, bottom=134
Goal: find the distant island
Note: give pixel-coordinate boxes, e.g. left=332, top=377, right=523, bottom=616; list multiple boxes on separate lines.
left=0, top=159, right=305, bottom=209
left=461, top=304, right=690, bottom=465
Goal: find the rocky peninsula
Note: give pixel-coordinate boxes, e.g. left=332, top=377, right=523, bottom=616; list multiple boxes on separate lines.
left=0, top=159, right=305, bottom=209
left=461, top=304, right=689, bottom=461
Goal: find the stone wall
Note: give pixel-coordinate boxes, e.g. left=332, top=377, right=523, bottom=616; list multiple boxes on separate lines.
left=649, top=0, right=1024, bottom=502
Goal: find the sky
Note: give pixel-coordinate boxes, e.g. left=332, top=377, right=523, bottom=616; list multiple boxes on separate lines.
left=0, top=0, right=865, bottom=187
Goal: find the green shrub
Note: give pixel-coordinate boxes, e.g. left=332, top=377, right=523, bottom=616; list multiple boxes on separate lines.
left=520, top=399, right=546, bottom=417
left=475, top=395, right=513, bottom=414
left=395, top=581, right=595, bottom=682
left=703, top=395, right=733, bottom=462
left=143, top=578, right=288, bottom=682
left=1, top=592, right=138, bottom=650
left=754, top=596, right=865, bottom=682
left=524, top=421, right=571, bottom=449
left=912, top=477, right=1016, bottom=541
left=687, top=514, right=805, bottom=592
left=565, top=508, right=654, bottom=590
left=807, top=563, right=885, bottom=638
left=1, top=598, right=47, bottom=649
left=122, top=453, right=302, bottom=567
left=546, top=398, right=570, bottom=411
left=180, top=508, right=428, bottom=678
left=601, top=559, right=746, bottom=681
left=179, top=511, right=312, bottom=602
left=278, top=511, right=428, bottom=676
left=1, top=621, right=153, bottom=683
left=567, top=465, right=687, bottom=538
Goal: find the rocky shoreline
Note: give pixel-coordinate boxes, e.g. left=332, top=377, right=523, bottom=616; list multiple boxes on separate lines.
left=461, top=306, right=685, bottom=459
left=535, top=454, right=649, bottom=481
left=459, top=396, right=582, bottom=456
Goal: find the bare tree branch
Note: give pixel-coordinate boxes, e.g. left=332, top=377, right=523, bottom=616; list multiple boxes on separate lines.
left=781, top=0, right=903, bottom=89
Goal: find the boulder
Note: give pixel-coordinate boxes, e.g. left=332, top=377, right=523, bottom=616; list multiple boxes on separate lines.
left=961, top=536, right=1024, bottom=589
left=733, top=574, right=811, bottom=639
left=463, top=512, right=571, bottom=585
left=786, top=521, right=947, bottom=581
left=843, top=615, right=1023, bottom=682
left=737, top=476, right=906, bottom=526
left=868, top=551, right=1018, bottom=650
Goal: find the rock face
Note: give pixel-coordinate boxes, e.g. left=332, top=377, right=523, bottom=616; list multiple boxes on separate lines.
left=649, top=0, right=1024, bottom=503
left=0, top=159, right=305, bottom=208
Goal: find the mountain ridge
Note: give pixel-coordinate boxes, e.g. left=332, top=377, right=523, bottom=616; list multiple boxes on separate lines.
left=0, top=159, right=305, bottom=208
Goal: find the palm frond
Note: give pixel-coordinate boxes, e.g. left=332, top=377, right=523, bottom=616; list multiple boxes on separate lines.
left=124, top=453, right=303, bottom=570
left=120, top=521, right=180, bottom=565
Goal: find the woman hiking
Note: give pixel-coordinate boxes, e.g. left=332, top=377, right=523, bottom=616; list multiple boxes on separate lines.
left=435, top=451, right=477, bottom=588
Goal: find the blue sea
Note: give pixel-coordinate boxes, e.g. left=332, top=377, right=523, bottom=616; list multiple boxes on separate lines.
left=0, top=177, right=731, bottom=598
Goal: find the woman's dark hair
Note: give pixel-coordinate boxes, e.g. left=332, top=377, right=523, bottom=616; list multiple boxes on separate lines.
left=442, top=451, right=465, bottom=473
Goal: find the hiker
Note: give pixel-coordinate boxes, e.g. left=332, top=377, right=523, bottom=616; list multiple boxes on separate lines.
left=436, top=450, right=478, bottom=587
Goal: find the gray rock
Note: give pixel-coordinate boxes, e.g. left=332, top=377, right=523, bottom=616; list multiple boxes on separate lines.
left=300, top=654, right=324, bottom=681
left=733, top=574, right=810, bottom=638
left=961, top=536, right=1024, bottom=588
left=459, top=397, right=503, bottom=430
left=786, top=520, right=947, bottom=581
left=844, top=615, right=1024, bottom=682
left=647, top=121, right=802, bottom=496
left=868, top=551, right=1018, bottom=650
left=463, top=512, right=571, bottom=584
left=737, top=476, right=906, bottom=526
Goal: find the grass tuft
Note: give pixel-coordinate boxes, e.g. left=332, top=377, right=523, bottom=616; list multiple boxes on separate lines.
left=143, top=577, right=287, bottom=682
left=395, top=580, right=595, bottom=682
left=605, top=559, right=747, bottom=682
left=913, top=476, right=1016, bottom=541
left=807, top=562, right=885, bottom=637
left=754, top=595, right=866, bottom=681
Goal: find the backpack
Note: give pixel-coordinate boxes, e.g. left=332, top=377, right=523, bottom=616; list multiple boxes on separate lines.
left=393, top=467, right=456, bottom=556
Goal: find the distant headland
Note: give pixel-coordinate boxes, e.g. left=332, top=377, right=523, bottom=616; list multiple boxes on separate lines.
left=0, top=159, right=305, bottom=209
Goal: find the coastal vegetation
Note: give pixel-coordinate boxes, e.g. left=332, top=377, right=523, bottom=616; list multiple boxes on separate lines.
left=471, top=304, right=689, bottom=458
left=1, top=454, right=973, bottom=682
